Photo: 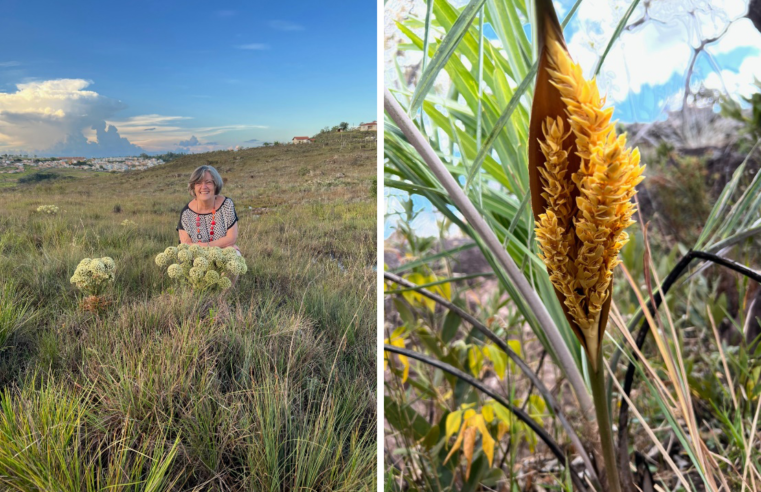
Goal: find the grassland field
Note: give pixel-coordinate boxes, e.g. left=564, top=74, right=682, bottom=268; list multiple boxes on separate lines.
left=0, top=130, right=377, bottom=490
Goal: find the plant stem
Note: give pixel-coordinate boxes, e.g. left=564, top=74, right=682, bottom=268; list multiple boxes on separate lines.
left=591, top=350, right=621, bottom=492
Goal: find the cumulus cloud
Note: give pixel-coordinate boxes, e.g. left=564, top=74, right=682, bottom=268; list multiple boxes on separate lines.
left=45, top=122, right=144, bottom=157
left=178, top=135, right=200, bottom=147
left=176, top=136, right=220, bottom=153
left=0, top=78, right=145, bottom=156
left=565, top=0, right=753, bottom=106
left=703, top=18, right=761, bottom=99
left=0, top=78, right=269, bottom=155
left=269, top=20, right=304, bottom=31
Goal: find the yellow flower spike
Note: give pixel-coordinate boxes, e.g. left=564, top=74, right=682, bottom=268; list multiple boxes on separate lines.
left=530, top=2, right=643, bottom=490
left=529, top=0, right=644, bottom=370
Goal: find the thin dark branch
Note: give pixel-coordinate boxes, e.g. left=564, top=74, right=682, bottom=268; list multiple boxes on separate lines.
left=520, top=350, right=547, bottom=414
left=384, top=271, right=600, bottom=486
left=617, top=250, right=761, bottom=449
left=383, top=345, right=590, bottom=492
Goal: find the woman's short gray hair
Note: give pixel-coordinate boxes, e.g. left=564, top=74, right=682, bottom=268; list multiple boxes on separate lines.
left=188, top=165, right=224, bottom=197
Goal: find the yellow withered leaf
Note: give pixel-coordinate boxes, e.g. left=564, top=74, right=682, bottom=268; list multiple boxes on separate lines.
left=529, top=0, right=644, bottom=369
left=443, top=409, right=496, bottom=476
left=445, top=410, right=463, bottom=440
left=401, top=273, right=451, bottom=312
left=481, top=403, right=495, bottom=423
left=472, top=415, right=495, bottom=467
left=462, top=426, right=477, bottom=480
left=383, top=326, right=409, bottom=382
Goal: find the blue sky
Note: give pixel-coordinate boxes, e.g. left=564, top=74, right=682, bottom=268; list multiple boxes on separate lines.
left=0, top=0, right=376, bottom=156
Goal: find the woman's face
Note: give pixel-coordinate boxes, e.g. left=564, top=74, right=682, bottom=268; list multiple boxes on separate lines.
left=194, top=172, right=216, bottom=200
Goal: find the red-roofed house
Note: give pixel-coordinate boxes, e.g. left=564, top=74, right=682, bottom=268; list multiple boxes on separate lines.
left=292, top=136, right=313, bottom=144
left=359, top=121, right=377, bottom=131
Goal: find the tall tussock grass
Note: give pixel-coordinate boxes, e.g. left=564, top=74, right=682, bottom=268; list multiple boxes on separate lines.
left=0, top=142, right=376, bottom=489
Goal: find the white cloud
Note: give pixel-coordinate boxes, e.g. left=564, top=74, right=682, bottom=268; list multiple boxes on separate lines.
left=704, top=49, right=761, bottom=99
left=109, top=119, right=268, bottom=152
left=0, top=79, right=135, bottom=154
left=565, top=0, right=754, bottom=104
left=703, top=18, right=761, bottom=100
left=236, top=43, right=269, bottom=50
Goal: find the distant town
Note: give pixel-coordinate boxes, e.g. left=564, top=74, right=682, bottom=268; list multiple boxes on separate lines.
left=0, top=155, right=165, bottom=174
left=0, top=121, right=378, bottom=175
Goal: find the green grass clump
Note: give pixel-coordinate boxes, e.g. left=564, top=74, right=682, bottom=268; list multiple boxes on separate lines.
left=0, top=139, right=376, bottom=490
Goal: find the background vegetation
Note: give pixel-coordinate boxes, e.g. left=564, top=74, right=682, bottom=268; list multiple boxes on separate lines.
left=384, top=0, right=761, bottom=490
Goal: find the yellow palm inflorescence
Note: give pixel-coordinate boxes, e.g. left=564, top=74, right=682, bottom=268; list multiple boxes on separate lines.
left=534, top=40, right=645, bottom=366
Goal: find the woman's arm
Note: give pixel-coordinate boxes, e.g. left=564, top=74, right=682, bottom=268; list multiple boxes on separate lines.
left=201, top=222, right=238, bottom=248
left=178, top=229, right=193, bottom=245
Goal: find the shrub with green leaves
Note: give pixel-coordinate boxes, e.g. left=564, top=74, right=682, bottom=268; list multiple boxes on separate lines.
left=35, top=205, right=59, bottom=215
left=156, top=244, right=246, bottom=291
left=69, top=257, right=116, bottom=296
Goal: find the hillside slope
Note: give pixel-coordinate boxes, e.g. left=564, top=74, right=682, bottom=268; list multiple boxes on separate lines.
left=0, top=131, right=377, bottom=490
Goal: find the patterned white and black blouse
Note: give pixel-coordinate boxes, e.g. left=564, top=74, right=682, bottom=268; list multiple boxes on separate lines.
left=177, top=196, right=239, bottom=243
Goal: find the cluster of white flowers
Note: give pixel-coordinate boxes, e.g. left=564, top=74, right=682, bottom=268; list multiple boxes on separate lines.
left=36, top=205, right=59, bottom=215
left=70, top=257, right=116, bottom=296
left=155, top=244, right=246, bottom=291
left=121, top=219, right=136, bottom=227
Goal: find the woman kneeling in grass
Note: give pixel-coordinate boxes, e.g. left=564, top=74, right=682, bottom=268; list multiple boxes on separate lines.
left=177, top=165, right=240, bottom=253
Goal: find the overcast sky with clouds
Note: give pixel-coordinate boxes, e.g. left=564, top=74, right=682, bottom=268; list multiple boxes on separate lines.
left=0, top=0, right=376, bottom=156
left=384, top=0, right=761, bottom=238
left=560, top=0, right=760, bottom=122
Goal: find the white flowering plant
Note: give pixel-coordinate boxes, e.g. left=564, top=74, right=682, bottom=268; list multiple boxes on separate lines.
left=36, top=205, right=59, bottom=215
left=70, top=257, right=116, bottom=297
left=155, top=244, right=245, bottom=291
left=121, top=219, right=136, bottom=227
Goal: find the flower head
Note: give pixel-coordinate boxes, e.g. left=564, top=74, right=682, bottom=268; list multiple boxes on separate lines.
left=529, top=7, right=645, bottom=368
left=70, top=256, right=116, bottom=296
left=226, top=257, right=247, bottom=276
left=189, top=267, right=204, bottom=281
left=177, top=250, right=193, bottom=263
left=207, top=247, right=223, bottom=262
left=155, top=252, right=170, bottom=268
left=193, top=257, right=209, bottom=270
left=167, top=263, right=183, bottom=279
left=204, top=270, right=220, bottom=285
